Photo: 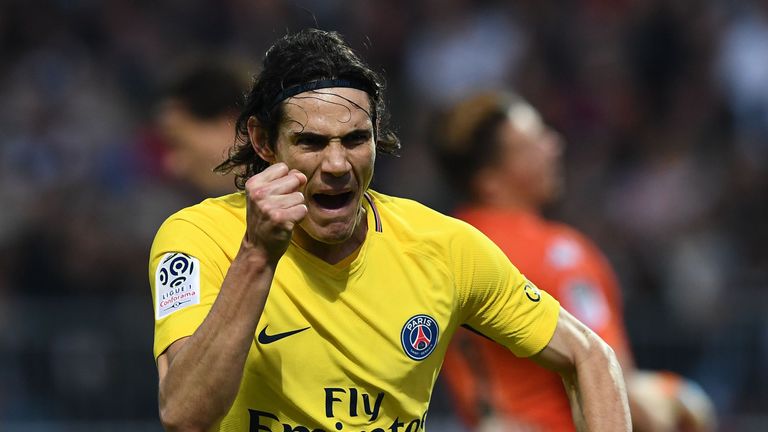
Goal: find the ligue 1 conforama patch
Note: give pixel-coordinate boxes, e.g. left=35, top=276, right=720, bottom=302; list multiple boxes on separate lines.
left=155, top=252, right=201, bottom=320
left=400, top=314, right=439, bottom=361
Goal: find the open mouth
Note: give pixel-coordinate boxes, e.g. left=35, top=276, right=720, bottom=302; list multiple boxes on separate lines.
left=312, top=191, right=354, bottom=210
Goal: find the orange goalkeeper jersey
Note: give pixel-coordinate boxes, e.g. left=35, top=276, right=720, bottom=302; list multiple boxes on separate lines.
left=442, top=207, right=631, bottom=431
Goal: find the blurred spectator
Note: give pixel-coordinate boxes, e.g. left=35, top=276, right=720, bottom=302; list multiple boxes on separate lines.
left=718, top=1, right=768, bottom=149
left=404, top=0, right=525, bottom=106
left=155, top=60, right=250, bottom=198
left=433, top=90, right=716, bottom=432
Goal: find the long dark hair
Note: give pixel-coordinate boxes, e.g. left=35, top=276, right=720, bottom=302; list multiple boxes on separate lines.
left=215, top=29, right=400, bottom=189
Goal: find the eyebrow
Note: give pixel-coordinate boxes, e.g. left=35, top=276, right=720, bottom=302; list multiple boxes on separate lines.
left=289, top=128, right=373, bottom=139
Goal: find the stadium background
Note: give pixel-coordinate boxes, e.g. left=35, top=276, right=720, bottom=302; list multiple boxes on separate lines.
left=0, top=0, right=766, bottom=430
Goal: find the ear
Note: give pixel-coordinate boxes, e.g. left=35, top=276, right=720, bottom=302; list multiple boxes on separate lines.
left=471, top=166, right=503, bottom=204
left=247, top=116, right=276, bottom=163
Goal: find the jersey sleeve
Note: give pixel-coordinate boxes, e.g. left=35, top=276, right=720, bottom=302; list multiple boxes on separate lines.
left=149, top=215, right=229, bottom=359
left=452, top=224, right=560, bottom=358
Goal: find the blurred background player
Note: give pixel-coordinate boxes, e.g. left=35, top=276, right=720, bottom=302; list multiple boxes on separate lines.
left=155, top=61, right=250, bottom=197
left=433, top=91, right=716, bottom=432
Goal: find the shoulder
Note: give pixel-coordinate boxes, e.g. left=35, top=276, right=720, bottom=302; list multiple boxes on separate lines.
left=456, top=208, right=551, bottom=255
left=156, top=193, right=245, bottom=235
left=151, top=192, right=246, bottom=262
left=540, top=220, right=608, bottom=270
left=165, top=192, right=245, bottom=226
left=367, top=191, right=511, bottom=282
left=368, top=190, right=483, bottom=246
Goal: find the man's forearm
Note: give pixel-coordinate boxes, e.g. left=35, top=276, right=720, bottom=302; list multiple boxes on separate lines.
left=565, top=341, right=631, bottom=432
left=158, top=244, right=274, bottom=431
left=534, top=309, right=631, bottom=432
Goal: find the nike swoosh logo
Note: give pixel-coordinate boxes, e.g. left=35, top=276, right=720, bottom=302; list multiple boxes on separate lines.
left=257, top=325, right=310, bottom=344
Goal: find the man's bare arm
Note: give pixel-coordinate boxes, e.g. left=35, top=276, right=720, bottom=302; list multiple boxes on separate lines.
left=531, top=307, right=631, bottom=432
left=156, top=163, right=307, bottom=431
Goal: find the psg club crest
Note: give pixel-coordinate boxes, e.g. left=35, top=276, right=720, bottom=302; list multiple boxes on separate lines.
left=400, top=314, right=439, bottom=361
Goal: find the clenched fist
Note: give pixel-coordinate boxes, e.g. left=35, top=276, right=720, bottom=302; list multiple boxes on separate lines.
left=243, top=163, right=308, bottom=264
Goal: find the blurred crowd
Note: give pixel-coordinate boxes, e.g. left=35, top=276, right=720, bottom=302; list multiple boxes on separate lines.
left=0, top=0, right=766, bottom=429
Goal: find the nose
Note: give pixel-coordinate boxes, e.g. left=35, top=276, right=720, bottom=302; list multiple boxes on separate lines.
left=542, top=128, right=564, bottom=157
left=321, top=140, right=351, bottom=177
left=163, top=149, right=187, bottom=179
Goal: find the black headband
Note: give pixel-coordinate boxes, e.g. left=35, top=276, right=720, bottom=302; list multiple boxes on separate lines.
left=270, top=78, right=373, bottom=109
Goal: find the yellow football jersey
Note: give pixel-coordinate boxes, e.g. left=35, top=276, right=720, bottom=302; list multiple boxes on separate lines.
left=149, top=190, right=560, bottom=431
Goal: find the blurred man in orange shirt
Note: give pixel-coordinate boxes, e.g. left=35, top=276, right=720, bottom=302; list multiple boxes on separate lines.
left=433, top=91, right=715, bottom=432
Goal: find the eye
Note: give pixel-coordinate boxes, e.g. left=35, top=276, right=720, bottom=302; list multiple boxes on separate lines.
left=342, top=132, right=371, bottom=147
left=296, top=135, right=325, bottom=148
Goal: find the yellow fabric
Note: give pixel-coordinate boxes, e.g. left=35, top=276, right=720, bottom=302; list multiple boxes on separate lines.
left=149, top=190, right=560, bottom=431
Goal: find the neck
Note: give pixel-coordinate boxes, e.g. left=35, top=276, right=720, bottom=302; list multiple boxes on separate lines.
left=476, top=192, right=540, bottom=213
left=291, top=208, right=368, bottom=265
